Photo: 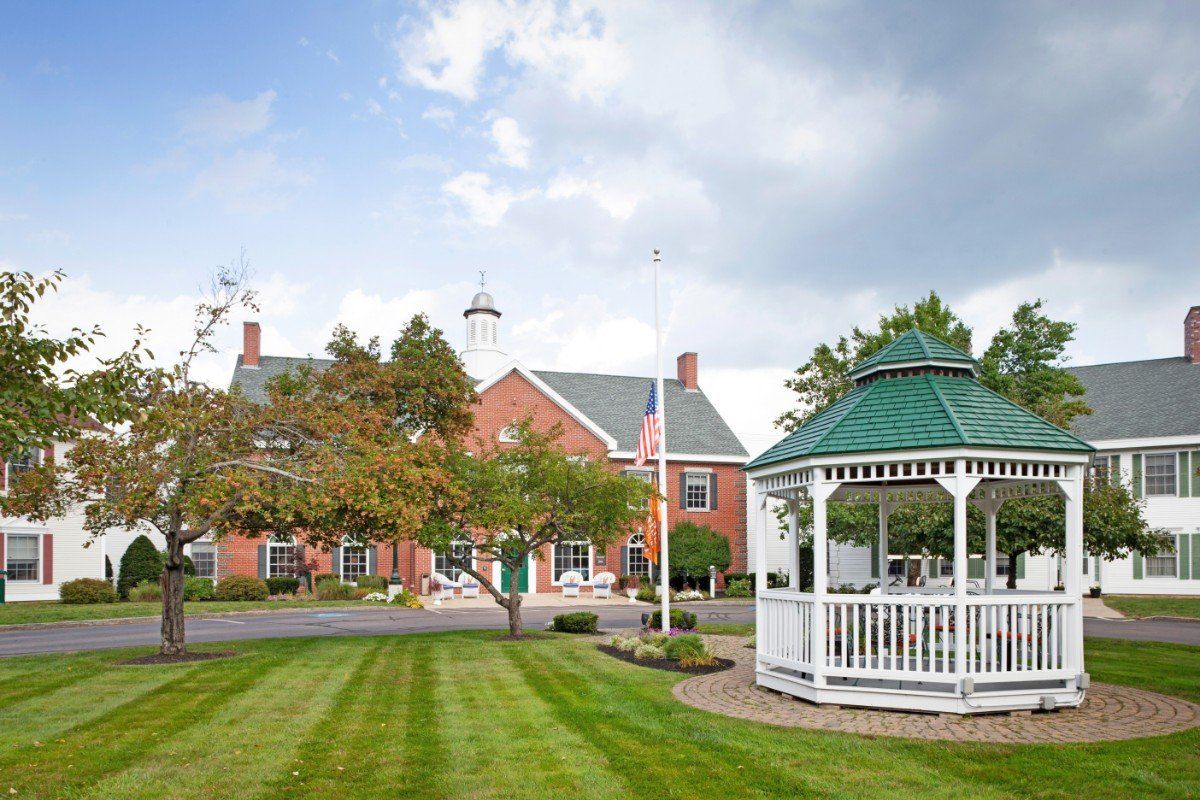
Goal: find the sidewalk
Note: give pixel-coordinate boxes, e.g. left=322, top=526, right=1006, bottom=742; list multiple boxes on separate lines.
left=1083, top=596, right=1125, bottom=619
left=429, top=592, right=643, bottom=610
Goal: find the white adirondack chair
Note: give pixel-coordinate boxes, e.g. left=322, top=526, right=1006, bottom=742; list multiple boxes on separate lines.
left=460, top=574, right=481, bottom=598
left=560, top=571, right=584, bottom=598
left=431, top=572, right=462, bottom=601
left=592, top=572, right=616, bottom=600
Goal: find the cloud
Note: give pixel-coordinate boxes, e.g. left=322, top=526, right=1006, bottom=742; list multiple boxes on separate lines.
left=488, top=115, right=531, bottom=168
left=191, top=149, right=311, bottom=213
left=441, top=171, right=532, bottom=226
left=33, top=59, right=69, bottom=77
left=326, top=49, right=340, bottom=64
left=421, top=105, right=457, bottom=130
left=178, top=90, right=277, bottom=144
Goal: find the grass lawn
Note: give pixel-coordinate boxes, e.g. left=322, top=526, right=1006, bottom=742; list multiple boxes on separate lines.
left=0, top=599, right=380, bottom=626
left=696, top=621, right=755, bottom=636
left=0, top=634, right=1195, bottom=800
left=1103, top=595, right=1200, bottom=620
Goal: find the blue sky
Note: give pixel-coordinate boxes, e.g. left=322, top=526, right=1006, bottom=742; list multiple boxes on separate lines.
left=3, top=1, right=1199, bottom=448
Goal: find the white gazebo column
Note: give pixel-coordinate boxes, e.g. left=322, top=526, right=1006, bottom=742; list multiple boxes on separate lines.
left=1061, top=467, right=1086, bottom=679
left=809, top=476, right=838, bottom=688
left=786, top=496, right=800, bottom=589
left=754, top=491, right=770, bottom=595
left=984, top=492, right=998, bottom=595
left=878, top=495, right=890, bottom=595
left=940, top=459, right=980, bottom=689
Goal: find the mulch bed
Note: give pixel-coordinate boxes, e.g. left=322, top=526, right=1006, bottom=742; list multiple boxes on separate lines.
left=120, top=651, right=236, bottom=666
left=597, top=644, right=734, bottom=675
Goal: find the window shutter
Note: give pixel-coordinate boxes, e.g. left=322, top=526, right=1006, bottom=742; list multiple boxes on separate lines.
left=968, top=558, right=984, bottom=579
left=1179, top=535, right=1192, bottom=580
left=679, top=472, right=687, bottom=509
left=868, top=541, right=879, bottom=578
left=1132, top=454, right=1143, bottom=499
left=1016, top=553, right=1026, bottom=580
left=42, top=534, right=53, bottom=584
left=295, top=545, right=305, bottom=575
left=1192, top=451, right=1200, bottom=497
left=1192, top=533, right=1200, bottom=581
left=931, top=557, right=940, bottom=578
left=0, top=535, right=5, bottom=571
left=368, top=547, right=378, bottom=575
left=1180, top=453, right=1192, bottom=498
left=257, top=545, right=267, bottom=578
left=331, top=547, right=341, bottom=577
left=1132, top=551, right=1143, bottom=580
left=619, top=546, right=628, bottom=575
left=709, top=473, right=718, bottom=510
left=1110, top=454, right=1121, bottom=487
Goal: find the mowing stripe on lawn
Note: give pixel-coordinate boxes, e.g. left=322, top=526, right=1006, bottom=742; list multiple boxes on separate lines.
left=0, top=653, right=117, bottom=708
left=0, top=648, right=286, bottom=798
left=73, top=638, right=372, bottom=800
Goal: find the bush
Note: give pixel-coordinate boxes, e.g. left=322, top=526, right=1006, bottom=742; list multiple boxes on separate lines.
left=128, top=580, right=162, bottom=602
left=390, top=588, right=422, bottom=608
left=647, top=608, right=697, bottom=631
left=215, top=575, right=269, bottom=601
left=183, top=554, right=195, bottom=577
left=183, top=576, right=214, bottom=601
left=315, top=579, right=356, bottom=600
left=724, top=577, right=752, bottom=598
left=354, top=574, right=387, bottom=592
left=610, top=634, right=640, bottom=652
left=663, top=633, right=714, bottom=666
left=265, top=577, right=300, bottom=596
left=59, top=578, right=118, bottom=605
left=117, top=534, right=163, bottom=599
left=668, top=521, right=731, bottom=585
left=634, top=642, right=666, bottom=660
left=548, top=612, right=599, bottom=634
left=636, top=586, right=658, bottom=603
left=311, top=573, right=336, bottom=586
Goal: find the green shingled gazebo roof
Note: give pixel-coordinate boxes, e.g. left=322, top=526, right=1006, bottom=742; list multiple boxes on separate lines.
left=847, top=328, right=979, bottom=380
left=746, top=331, right=1093, bottom=471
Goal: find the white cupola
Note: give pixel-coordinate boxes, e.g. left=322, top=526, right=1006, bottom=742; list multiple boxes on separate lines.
left=460, top=285, right=509, bottom=378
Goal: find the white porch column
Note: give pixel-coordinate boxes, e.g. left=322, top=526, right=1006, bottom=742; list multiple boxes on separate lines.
left=1062, top=467, right=1086, bottom=678
left=984, top=493, right=997, bottom=595
left=809, top=475, right=836, bottom=688
left=754, top=491, right=770, bottom=595
left=878, top=495, right=890, bottom=596
left=939, top=460, right=980, bottom=689
left=787, top=497, right=800, bottom=589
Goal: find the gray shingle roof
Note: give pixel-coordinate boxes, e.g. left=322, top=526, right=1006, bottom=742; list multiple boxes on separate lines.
left=1068, top=357, right=1200, bottom=440
left=229, top=356, right=747, bottom=459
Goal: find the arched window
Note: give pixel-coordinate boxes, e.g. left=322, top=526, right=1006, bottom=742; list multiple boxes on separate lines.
left=267, top=533, right=296, bottom=578
left=340, top=535, right=369, bottom=581
left=625, top=532, right=651, bottom=578
left=434, top=538, right=473, bottom=582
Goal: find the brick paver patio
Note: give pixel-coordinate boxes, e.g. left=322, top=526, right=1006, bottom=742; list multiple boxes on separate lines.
left=671, top=636, right=1200, bottom=743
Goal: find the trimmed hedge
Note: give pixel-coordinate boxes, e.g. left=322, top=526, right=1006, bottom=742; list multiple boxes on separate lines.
left=215, top=575, right=269, bottom=601
left=183, top=576, right=215, bottom=601
left=265, top=577, right=300, bottom=596
left=354, top=574, right=387, bottom=592
left=59, top=578, right=118, bottom=605
left=647, top=608, right=697, bottom=631
left=117, top=535, right=163, bottom=599
left=548, top=612, right=599, bottom=634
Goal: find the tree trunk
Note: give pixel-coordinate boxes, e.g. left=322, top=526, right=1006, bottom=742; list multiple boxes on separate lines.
left=507, top=570, right=523, bottom=637
left=1006, top=552, right=1020, bottom=590
left=907, top=557, right=921, bottom=587
left=160, top=535, right=187, bottom=655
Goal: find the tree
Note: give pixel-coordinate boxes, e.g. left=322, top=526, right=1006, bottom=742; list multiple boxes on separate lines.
left=668, top=521, right=731, bottom=588
left=0, top=269, right=150, bottom=455
left=117, top=534, right=164, bottom=598
left=416, top=420, right=653, bottom=636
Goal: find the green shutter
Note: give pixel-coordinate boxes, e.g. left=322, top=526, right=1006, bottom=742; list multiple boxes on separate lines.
left=870, top=541, right=879, bottom=578
left=1016, top=552, right=1026, bottom=580
left=968, top=557, right=984, bottom=579
left=931, top=557, right=940, bottom=578
left=1132, top=454, right=1143, bottom=499
left=1132, top=551, right=1143, bottom=580
left=1192, top=451, right=1200, bottom=497
left=1192, top=533, right=1200, bottom=581
left=1180, top=453, right=1191, bottom=498
left=1110, top=454, right=1121, bottom=487
left=1179, top=535, right=1192, bottom=580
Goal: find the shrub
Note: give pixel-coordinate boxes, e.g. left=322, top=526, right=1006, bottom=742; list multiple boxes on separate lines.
left=610, top=634, right=640, bottom=651
left=265, top=577, right=300, bottom=596
left=674, top=589, right=706, bottom=601
left=215, top=575, right=269, bottom=601
left=354, top=574, right=387, bottom=592
left=311, top=573, right=336, bottom=586
left=117, top=534, right=163, bottom=599
left=183, top=576, right=215, bottom=601
left=548, top=611, right=599, bottom=634
left=59, top=578, right=118, bottom=605
left=183, top=554, right=195, bottom=577
left=634, top=642, right=666, bottom=661
left=390, top=588, right=422, bottom=608
left=315, top=579, right=356, bottom=600
left=668, top=521, right=731, bottom=585
left=128, top=580, right=162, bottom=602
left=663, top=633, right=714, bottom=666
left=362, top=592, right=389, bottom=602
left=724, top=577, right=752, bottom=598
left=636, top=586, right=657, bottom=603
left=647, top=609, right=697, bottom=631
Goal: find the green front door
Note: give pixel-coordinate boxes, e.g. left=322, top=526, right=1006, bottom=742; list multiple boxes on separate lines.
left=500, top=558, right=529, bottom=593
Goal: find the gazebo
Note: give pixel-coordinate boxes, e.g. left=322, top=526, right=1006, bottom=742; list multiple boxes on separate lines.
left=745, top=329, right=1095, bottom=715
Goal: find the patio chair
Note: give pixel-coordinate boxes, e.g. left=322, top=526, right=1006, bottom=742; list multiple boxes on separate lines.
left=592, top=572, right=616, bottom=599
left=431, top=572, right=462, bottom=600
left=459, top=575, right=481, bottom=598
left=560, top=571, right=584, bottom=598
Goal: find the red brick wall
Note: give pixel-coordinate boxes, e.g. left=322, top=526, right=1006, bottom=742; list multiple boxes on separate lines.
left=242, top=322, right=261, bottom=367
left=676, top=352, right=698, bottom=390
left=1186, top=306, right=1200, bottom=364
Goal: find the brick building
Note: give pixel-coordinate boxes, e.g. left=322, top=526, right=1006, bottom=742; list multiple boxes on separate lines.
left=217, top=289, right=748, bottom=595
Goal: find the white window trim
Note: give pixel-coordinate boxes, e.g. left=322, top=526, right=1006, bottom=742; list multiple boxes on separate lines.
left=683, top=471, right=711, bottom=512
left=1142, top=452, right=1179, bottom=498
left=339, top=537, right=371, bottom=581
left=625, top=532, right=652, bottom=577
left=431, top=540, right=475, bottom=581
left=267, top=534, right=297, bottom=579
left=3, top=529, right=44, bottom=583
left=1144, top=531, right=1182, bottom=580
left=498, top=424, right=520, bottom=443
left=551, top=541, right=593, bottom=585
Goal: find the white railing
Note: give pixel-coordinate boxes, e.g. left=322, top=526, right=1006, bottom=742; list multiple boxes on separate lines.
left=758, top=590, right=1077, bottom=686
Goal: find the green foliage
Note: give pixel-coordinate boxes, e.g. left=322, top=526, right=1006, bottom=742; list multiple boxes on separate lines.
left=548, top=612, right=599, bottom=634
left=182, top=554, right=195, bottom=577
left=390, top=588, right=423, bottom=608
left=59, top=578, right=118, bottom=605
left=128, top=580, right=162, bottom=602
left=667, top=521, right=731, bottom=583
left=311, top=573, right=336, bottom=586
left=636, top=586, right=658, bottom=602
left=183, top=576, right=214, bottom=601
left=215, top=575, right=269, bottom=601
left=315, top=578, right=356, bottom=600
left=724, top=577, right=752, bottom=598
left=117, top=535, right=163, bottom=599
left=634, top=642, right=666, bottom=660
left=265, top=577, right=300, bottom=595
left=354, top=574, right=387, bottom=591
left=648, top=609, right=697, bottom=631
left=663, top=633, right=714, bottom=666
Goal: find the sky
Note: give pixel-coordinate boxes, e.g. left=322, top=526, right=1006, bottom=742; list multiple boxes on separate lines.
left=2, top=1, right=1199, bottom=454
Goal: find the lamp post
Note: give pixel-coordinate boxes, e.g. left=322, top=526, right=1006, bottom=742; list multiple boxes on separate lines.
left=708, top=564, right=717, bottom=598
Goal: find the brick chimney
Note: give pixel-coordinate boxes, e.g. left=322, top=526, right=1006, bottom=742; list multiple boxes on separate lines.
left=242, top=321, right=261, bottom=368
left=676, top=352, right=699, bottom=390
left=1186, top=307, right=1200, bottom=365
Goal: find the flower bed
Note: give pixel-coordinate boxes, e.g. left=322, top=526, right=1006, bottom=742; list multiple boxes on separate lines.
left=599, top=632, right=734, bottom=675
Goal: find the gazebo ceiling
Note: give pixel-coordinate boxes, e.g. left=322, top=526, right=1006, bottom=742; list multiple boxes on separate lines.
left=746, top=330, right=1093, bottom=472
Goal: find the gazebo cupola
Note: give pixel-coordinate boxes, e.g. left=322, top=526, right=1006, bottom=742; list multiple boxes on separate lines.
left=745, top=328, right=1095, bottom=715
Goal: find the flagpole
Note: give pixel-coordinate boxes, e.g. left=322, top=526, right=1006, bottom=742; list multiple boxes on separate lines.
left=653, top=249, right=670, bottom=633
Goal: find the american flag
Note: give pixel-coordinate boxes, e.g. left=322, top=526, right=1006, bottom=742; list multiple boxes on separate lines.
left=634, top=381, right=661, bottom=467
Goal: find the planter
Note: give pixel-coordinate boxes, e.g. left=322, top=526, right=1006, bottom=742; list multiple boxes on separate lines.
left=1089, top=587, right=1102, bottom=598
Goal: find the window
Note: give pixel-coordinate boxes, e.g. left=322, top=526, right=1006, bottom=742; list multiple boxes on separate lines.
left=553, top=541, right=590, bottom=582
left=6, top=448, right=40, bottom=486
left=5, top=534, right=39, bottom=581
left=433, top=539, right=472, bottom=582
left=939, top=559, right=954, bottom=577
left=498, top=424, right=520, bottom=443
left=341, top=538, right=369, bottom=581
left=625, top=532, right=652, bottom=577
left=684, top=473, right=710, bottom=510
left=887, top=559, right=907, bottom=577
left=1091, top=455, right=1110, bottom=481
left=626, top=470, right=653, bottom=509
left=191, top=543, right=217, bottom=579
left=995, top=555, right=1011, bottom=576
left=1144, top=453, right=1177, bottom=496
left=1146, top=548, right=1178, bottom=578
left=267, top=534, right=296, bottom=578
